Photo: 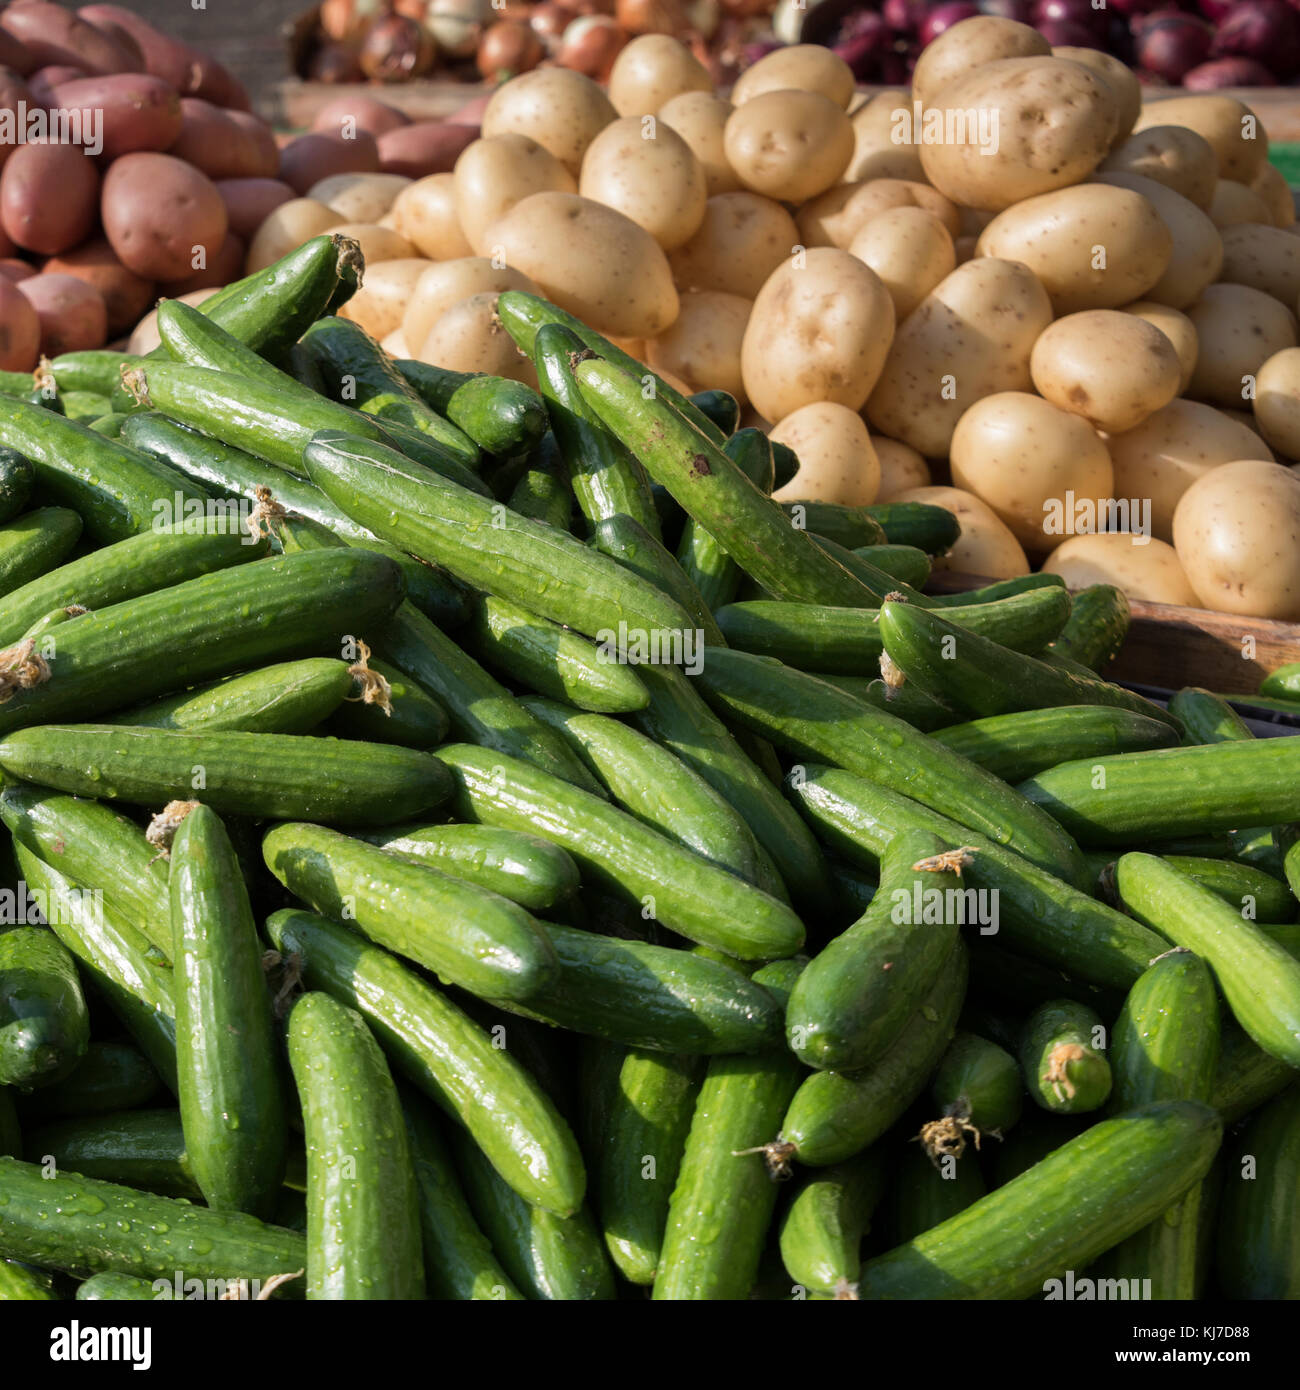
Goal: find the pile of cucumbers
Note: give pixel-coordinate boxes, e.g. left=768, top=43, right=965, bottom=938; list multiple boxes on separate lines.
left=0, top=232, right=1297, bottom=1303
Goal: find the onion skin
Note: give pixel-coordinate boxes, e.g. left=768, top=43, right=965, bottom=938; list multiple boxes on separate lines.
left=557, top=15, right=630, bottom=79
left=1184, top=54, right=1280, bottom=86
left=1132, top=10, right=1214, bottom=83
left=919, top=1, right=980, bottom=45
left=306, top=42, right=366, bottom=82
left=1209, top=0, right=1300, bottom=80
left=476, top=20, right=545, bottom=80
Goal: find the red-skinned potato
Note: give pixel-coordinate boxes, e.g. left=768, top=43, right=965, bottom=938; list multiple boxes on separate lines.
left=0, top=2, right=134, bottom=76
left=158, top=231, right=246, bottom=297
left=0, top=276, right=38, bottom=368
left=27, top=63, right=83, bottom=106
left=0, top=143, right=99, bottom=256
left=0, top=29, right=36, bottom=76
left=0, top=70, right=32, bottom=171
left=376, top=122, right=480, bottom=179
left=279, top=130, right=381, bottom=196
left=216, top=178, right=297, bottom=241
left=17, top=272, right=107, bottom=354
left=229, top=111, right=280, bottom=178
left=43, top=237, right=152, bottom=337
left=0, top=259, right=33, bottom=282
left=51, top=74, right=183, bottom=160
left=312, top=95, right=410, bottom=139
left=101, top=152, right=228, bottom=282
left=170, top=99, right=280, bottom=182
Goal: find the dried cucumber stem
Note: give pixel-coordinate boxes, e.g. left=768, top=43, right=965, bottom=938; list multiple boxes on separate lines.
left=732, top=1139, right=797, bottom=1181
left=916, top=1097, right=994, bottom=1166
left=262, top=948, right=305, bottom=1019
left=218, top=1268, right=304, bottom=1301
left=145, top=799, right=200, bottom=859
left=879, top=591, right=909, bottom=694
left=0, top=638, right=50, bottom=703
left=1045, top=1043, right=1089, bottom=1104
left=833, top=1278, right=860, bottom=1301
left=247, top=485, right=287, bottom=542
left=334, top=234, right=364, bottom=288
left=345, top=638, right=392, bottom=716
left=120, top=365, right=151, bottom=408
left=912, top=847, right=976, bottom=877
left=63, top=605, right=88, bottom=618
left=33, top=356, right=55, bottom=399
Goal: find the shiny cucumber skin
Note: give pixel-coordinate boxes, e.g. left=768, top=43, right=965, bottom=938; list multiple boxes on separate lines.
left=687, top=388, right=740, bottom=437
left=19, top=1041, right=161, bottom=1121
left=76, top=1272, right=159, bottom=1301
left=855, top=544, right=931, bottom=589
left=803, top=532, right=933, bottom=607
left=324, top=653, right=448, bottom=749
left=0, top=548, right=405, bottom=736
left=115, top=659, right=352, bottom=734
left=263, top=824, right=557, bottom=1004
left=814, top=673, right=957, bottom=732
left=436, top=742, right=804, bottom=961
left=890, top=1140, right=987, bottom=1246
left=395, top=358, right=548, bottom=461
left=0, top=508, right=82, bottom=597
left=24, top=1108, right=199, bottom=1200
left=0, top=446, right=33, bottom=523
left=779, top=501, right=886, bottom=549
left=0, top=726, right=450, bottom=828
left=0, top=1258, right=56, bottom=1299
left=653, top=959, right=807, bottom=1300
left=858, top=1102, right=1222, bottom=1299
left=777, top=1151, right=887, bottom=1298
left=355, top=823, right=579, bottom=912
left=14, top=845, right=176, bottom=1091
left=932, top=705, right=1179, bottom=784
left=0, top=1154, right=306, bottom=1284
left=1019, top=740, right=1300, bottom=845
left=1168, top=687, right=1254, bottom=746
left=1166, top=855, right=1296, bottom=924
left=265, top=908, right=583, bottom=1216
left=287, top=991, right=423, bottom=1300
left=1018, top=1000, right=1112, bottom=1115
left=1115, top=853, right=1300, bottom=1070
left=695, top=646, right=1086, bottom=889
left=508, top=453, right=572, bottom=530
left=865, top=502, right=961, bottom=555
left=930, top=1031, right=1023, bottom=1135
left=1049, top=584, right=1130, bottom=671
left=779, top=941, right=968, bottom=1167
left=0, top=927, right=89, bottom=1089
left=1211, top=1020, right=1297, bottom=1123
left=171, top=806, right=286, bottom=1217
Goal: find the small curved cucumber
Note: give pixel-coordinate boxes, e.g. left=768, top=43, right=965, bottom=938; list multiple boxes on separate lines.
left=1260, top=663, right=1300, bottom=701
left=1168, top=687, right=1254, bottom=746
left=1019, top=999, right=1112, bottom=1115
left=777, top=1151, right=887, bottom=1298
left=395, top=358, right=548, bottom=461
left=0, top=447, right=34, bottom=524
left=0, top=928, right=89, bottom=1090
left=1049, top=583, right=1130, bottom=671
left=1165, top=855, right=1296, bottom=924
left=76, top=1272, right=160, bottom=1301
left=20, top=1041, right=162, bottom=1121
left=866, top=502, right=960, bottom=556
left=930, top=1030, right=1023, bottom=1136
left=857, top=543, right=931, bottom=589
left=688, top=389, right=739, bottom=438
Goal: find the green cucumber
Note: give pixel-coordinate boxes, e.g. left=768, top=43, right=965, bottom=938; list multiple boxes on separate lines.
left=287, top=991, right=423, bottom=1300
left=396, top=358, right=548, bottom=461
left=0, top=726, right=450, bottom=828
left=1020, top=740, right=1300, bottom=846
left=324, top=652, right=448, bottom=748
left=265, top=908, right=583, bottom=1216
left=933, top=573, right=1068, bottom=607
left=1166, top=855, right=1296, bottom=923
left=25, top=1108, right=199, bottom=1199
left=0, top=548, right=405, bottom=735
left=1116, top=852, right=1300, bottom=1069
left=435, top=742, right=804, bottom=962
left=777, top=1152, right=887, bottom=1298
left=86, top=414, right=124, bottom=437
left=76, top=1272, right=159, bottom=1301
left=891, top=1139, right=988, bottom=1245
left=780, top=941, right=968, bottom=1167
left=857, top=543, right=931, bottom=589
left=0, top=508, right=82, bottom=596
left=653, top=958, right=807, bottom=1300
left=1050, top=584, right=1130, bottom=671
left=969, top=939, right=1123, bottom=1016
left=590, top=512, right=723, bottom=644
left=0, top=1258, right=56, bottom=1299
left=805, top=531, right=933, bottom=606
left=780, top=501, right=887, bottom=549
left=355, top=824, right=578, bottom=912
left=402, top=1095, right=524, bottom=1299
left=115, top=658, right=351, bottom=734
left=866, top=502, right=961, bottom=555
left=507, top=447, right=572, bottom=531
left=688, top=389, right=739, bottom=437
left=787, top=828, right=961, bottom=1072
left=1019, top=1000, right=1112, bottom=1114
left=932, top=705, right=1179, bottom=783
left=1261, top=663, right=1300, bottom=701
left=859, top=1101, right=1221, bottom=1299
left=1211, top=1019, right=1297, bottom=1123
left=1216, top=1084, right=1300, bottom=1299
left=0, top=927, right=89, bottom=1089
left=695, top=647, right=1086, bottom=888
left=0, top=1087, right=17, bottom=1157
left=1168, top=687, right=1254, bottom=746
left=19, top=1042, right=161, bottom=1120
left=171, top=805, right=286, bottom=1216
left=0, top=448, right=33, bottom=524
left=60, top=391, right=111, bottom=421
left=930, top=1031, right=1023, bottom=1137
left=814, top=672, right=957, bottom=731
left=714, top=586, right=1070, bottom=676
left=467, top=592, right=649, bottom=714
left=45, top=350, right=141, bottom=411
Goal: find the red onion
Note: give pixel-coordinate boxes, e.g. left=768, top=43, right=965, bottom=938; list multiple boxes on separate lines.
left=834, top=13, right=892, bottom=77
left=741, top=37, right=784, bottom=66
left=358, top=13, right=435, bottom=81
left=1198, top=0, right=1237, bottom=21
left=1134, top=67, right=1172, bottom=84
left=1034, top=0, right=1106, bottom=35
left=1039, top=17, right=1104, bottom=45
left=878, top=49, right=912, bottom=82
left=1210, top=0, right=1300, bottom=80
left=306, top=42, right=365, bottom=83
left=920, top=2, right=980, bottom=44
left=1133, top=10, right=1213, bottom=82
left=882, top=0, right=936, bottom=35
left=1184, top=54, right=1280, bottom=85
left=1106, top=0, right=1166, bottom=15
left=975, top=0, right=1032, bottom=20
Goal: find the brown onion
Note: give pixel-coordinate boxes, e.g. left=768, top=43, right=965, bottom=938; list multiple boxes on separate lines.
left=359, top=13, right=436, bottom=81
left=306, top=42, right=366, bottom=83
left=616, top=0, right=687, bottom=33
left=477, top=19, right=545, bottom=79
left=530, top=1, right=572, bottom=50
left=320, top=0, right=394, bottom=43
left=557, top=14, right=629, bottom=77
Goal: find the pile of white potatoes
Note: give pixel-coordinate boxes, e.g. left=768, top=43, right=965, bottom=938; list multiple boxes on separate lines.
left=248, top=17, right=1300, bottom=621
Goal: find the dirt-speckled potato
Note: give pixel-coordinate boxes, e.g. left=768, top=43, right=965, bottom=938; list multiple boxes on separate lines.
left=1253, top=346, right=1300, bottom=459
left=919, top=57, right=1117, bottom=212
left=387, top=173, right=472, bottom=261
left=43, top=237, right=153, bottom=339
left=245, top=197, right=342, bottom=274
left=1042, top=532, right=1198, bottom=605
left=911, top=16, right=1050, bottom=105
left=741, top=247, right=894, bottom=424
left=1, top=143, right=99, bottom=256
left=481, top=67, right=617, bottom=176
left=1133, top=94, right=1269, bottom=186
left=1052, top=47, right=1141, bottom=146
left=579, top=117, right=707, bottom=252
left=873, top=436, right=931, bottom=500
left=669, top=192, right=799, bottom=300
left=1108, top=397, right=1275, bottom=540
left=865, top=258, right=1053, bottom=459
left=1208, top=179, right=1272, bottom=230
left=731, top=44, right=855, bottom=109
left=797, top=178, right=961, bottom=251
left=1121, top=301, right=1198, bottom=395
left=101, top=152, right=227, bottom=282
left=607, top=34, right=712, bottom=119
left=657, top=92, right=740, bottom=198
left=769, top=403, right=881, bottom=506
left=644, top=290, right=750, bottom=401
left=1031, top=310, right=1181, bottom=435
left=976, top=183, right=1170, bottom=314
left=849, top=208, right=956, bottom=322
left=1186, top=283, right=1297, bottom=410
left=17, top=272, right=106, bottom=355
left=401, top=258, right=540, bottom=359
left=452, top=134, right=576, bottom=257
left=338, top=258, right=430, bottom=341
left=893, top=483, right=1030, bottom=578
left=307, top=172, right=411, bottom=225
left=1217, top=224, right=1300, bottom=310
left=843, top=89, right=924, bottom=184
left=1099, top=125, right=1217, bottom=209
left=1172, top=458, right=1300, bottom=618
left=1250, top=161, right=1295, bottom=229
left=1093, top=172, right=1222, bottom=309
left=724, top=90, right=853, bottom=205
left=415, top=290, right=538, bottom=386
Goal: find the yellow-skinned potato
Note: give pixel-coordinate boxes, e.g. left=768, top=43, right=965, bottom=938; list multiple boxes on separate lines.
left=1098, top=126, right=1217, bottom=209
left=894, top=484, right=1030, bottom=579
left=844, top=89, right=924, bottom=184
left=919, top=57, right=1117, bottom=212
left=338, top=258, right=430, bottom=342
left=326, top=223, right=415, bottom=266
left=769, top=403, right=881, bottom=506
left=579, top=117, right=706, bottom=253
left=1107, top=398, right=1274, bottom=541
left=1042, top=533, right=1198, bottom=606
left=380, top=327, right=409, bottom=358
left=669, top=192, right=798, bottom=300
left=730, top=44, right=855, bottom=109
left=911, top=16, right=1050, bottom=105
left=797, top=178, right=961, bottom=251
left=849, top=207, right=956, bottom=322
left=865, top=258, right=1053, bottom=459
left=658, top=92, right=740, bottom=197
left=873, top=436, right=931, bottom=500
left=1172, top=459, right=1300, bottom=619
left=1133, top=95, right=1268, bottom=185
left=307, top=173, right=412, bottom=225
left=1094, top=172, right=1222, bottom=309
left=1218, top=224, right=1300, bottom=309
left=741, top=247, right=894, bottom=424
left=949, top=391, right=1114, bottom=554
left=401, top=258, right=540, bottom=361
left=484, top=192, right=678, bottom=340
left=724, top=91, right=853, bottom=205
left=1253, top=346, right=1300, bottom=459
left=416, top=291, right=538, bottom=387
left=607, top=35, right=712, bottom=119
left=1186, top=284, right=1297, bottom=410
left=481, top=68, right=617, bottom=177
left=245, top=197, right=342, bottom=274
left=975, top=184, right=1170, bottom=314
left=452, top=134, right=576, bottom=257
left=1250, top=161, right=1295, bottom=229
left=1208, top=179, right=1272, bottom=230
left=1052, top=48, right=1141, bottom=145
left=1121, top=302, right=1198, bottom=395
left=644, top=290, right=750, bottom=401
left=389, top=174, right=472, bottom=261
left=1030, top=310, right=1181, bottom=434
